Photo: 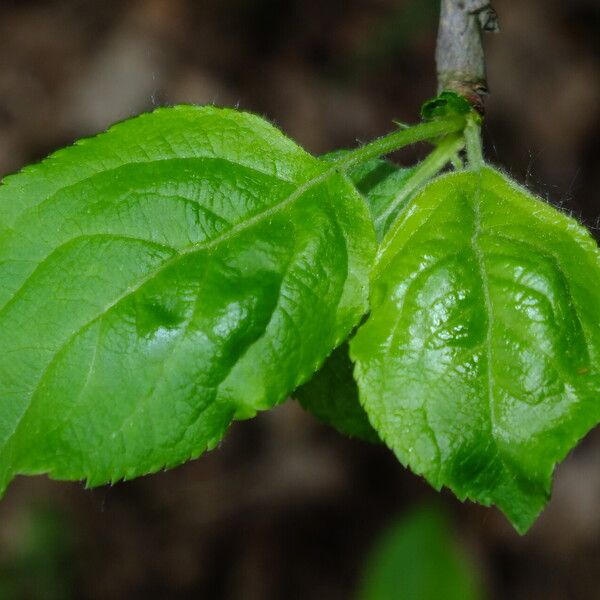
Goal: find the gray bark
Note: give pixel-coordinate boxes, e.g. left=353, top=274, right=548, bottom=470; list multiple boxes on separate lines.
left=436, top=0, right=499, bottom=112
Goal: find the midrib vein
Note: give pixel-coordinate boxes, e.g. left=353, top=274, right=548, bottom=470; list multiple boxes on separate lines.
left=79, top=162, right=334, bottom=321
left=469, top=175, right=498, bottom=441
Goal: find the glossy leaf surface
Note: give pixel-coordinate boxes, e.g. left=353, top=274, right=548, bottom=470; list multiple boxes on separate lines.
left=352, top=167, right=600, bottom=532
left=0, top=106, right=376, bottom=494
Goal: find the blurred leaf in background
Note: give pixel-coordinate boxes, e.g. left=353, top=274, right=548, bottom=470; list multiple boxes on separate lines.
left=357, top=507, right=484, bottom=600
left=0, top=507, right=74, bottom=600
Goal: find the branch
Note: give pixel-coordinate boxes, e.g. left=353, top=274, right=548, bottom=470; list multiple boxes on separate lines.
left=436, top=0, right=499, bottom=113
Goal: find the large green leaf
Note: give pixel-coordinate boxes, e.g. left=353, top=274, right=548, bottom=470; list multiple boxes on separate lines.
left=357, top=507, right=483, bottom=600
left=351, top=166, right=600, bottom=532
left=0, top=105, right=376, bottom=493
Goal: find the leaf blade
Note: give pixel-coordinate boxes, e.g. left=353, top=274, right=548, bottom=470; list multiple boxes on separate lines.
left=0, top=106, right=376, bottom=492
left=352, top=166, right=600, bottom=532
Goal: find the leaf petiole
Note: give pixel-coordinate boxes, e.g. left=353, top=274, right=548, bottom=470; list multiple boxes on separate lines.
left=464, top=117, right=484, bottom=169
left=333, top=116, right=467, bottom=172
left=374, top=134, right=465, bottom=233
left=451, top=152, right=464, bottom=170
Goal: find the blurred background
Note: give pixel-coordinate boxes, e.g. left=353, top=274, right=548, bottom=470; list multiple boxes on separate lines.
left=0, top=0, right=598, bottom=598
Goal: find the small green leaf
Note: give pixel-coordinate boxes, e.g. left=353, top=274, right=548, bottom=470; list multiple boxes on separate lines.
left=0, top=106, right=376, bottom=494
left=295, top=343, right=379, bottom=443
left=421, top=91, right=474, bottom=122
left=322, top=151, right=416, bottom=240
left=351, top=166, right=600, bottom=532
left=357, top=507, right=483, bottom=600
left=349, top=159, right=417, bottom=240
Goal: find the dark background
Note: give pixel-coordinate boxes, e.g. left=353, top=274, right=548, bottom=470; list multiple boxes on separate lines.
left=0, top=0, right=599, bottom=598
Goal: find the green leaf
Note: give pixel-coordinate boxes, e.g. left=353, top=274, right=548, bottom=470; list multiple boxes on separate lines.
left=295, top=343, right=379, bottom=443
left=421, top=91, right=474, bottom=122
left=349, top=159, right=417, bottom=240
left=357, top=507, right=483, bottom=600
left=0, top=105, right=376, bottom=494
left=351, top=166, right=600, bottom=533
